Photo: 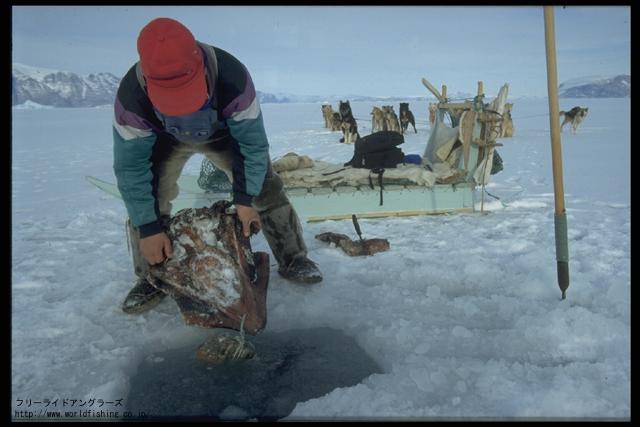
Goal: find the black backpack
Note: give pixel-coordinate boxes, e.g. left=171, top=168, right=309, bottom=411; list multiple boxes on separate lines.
left=343, top=131, right=405, bottom=206
left=344, top=131, right=405, bottom=169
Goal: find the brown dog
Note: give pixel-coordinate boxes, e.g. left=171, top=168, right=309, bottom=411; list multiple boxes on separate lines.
left=370, top=106, right=386, bottom=133
left=428, top=103, right=437, bottom=127
left=321, top=104, right=334, bottom=128
left=501, top=103, right=514, bottom=137
left=382, top=105, right=400, bottom=133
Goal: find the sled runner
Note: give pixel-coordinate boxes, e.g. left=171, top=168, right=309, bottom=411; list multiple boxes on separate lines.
left=86, top=173, right=475, bottom=222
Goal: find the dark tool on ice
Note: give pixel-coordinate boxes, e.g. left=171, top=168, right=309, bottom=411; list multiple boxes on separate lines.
left=352, top=214, right=369, bottom=255
left=352, top=214, right=364, bottom=242
left=315, top=215, right=390, bottom=257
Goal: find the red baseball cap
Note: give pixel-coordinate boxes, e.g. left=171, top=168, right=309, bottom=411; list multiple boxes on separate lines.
left=137, top=18, right=208, bottom=116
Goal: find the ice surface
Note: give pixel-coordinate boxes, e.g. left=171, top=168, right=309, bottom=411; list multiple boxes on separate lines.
left=12, top=97, right=630, bottom=420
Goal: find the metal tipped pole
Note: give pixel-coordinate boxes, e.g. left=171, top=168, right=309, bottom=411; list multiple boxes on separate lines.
left=352, top=214, right=370, bottom=256
left=543, top=6, right=570, bottom=299
left=352, top=214, right=364, bottom=242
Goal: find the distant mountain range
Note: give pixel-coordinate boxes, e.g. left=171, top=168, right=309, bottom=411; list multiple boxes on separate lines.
left=11, top=63, right=630, bottom=108
left=559, top=74, right=630, bottom=98
left=12, top=63, right=121, bottom=108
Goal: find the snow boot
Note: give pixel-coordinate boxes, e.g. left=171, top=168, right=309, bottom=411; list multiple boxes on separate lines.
left=121, top=278, right=168, bottom=314
left=278, top=256, right=323, bottom=284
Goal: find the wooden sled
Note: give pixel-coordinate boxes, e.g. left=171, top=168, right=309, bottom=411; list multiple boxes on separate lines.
left=88, top=80, right=509, bottom=222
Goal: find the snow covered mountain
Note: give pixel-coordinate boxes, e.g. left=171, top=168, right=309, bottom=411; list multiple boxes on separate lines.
left=12, top=63, right=121, bottom=107
left=11, top=64, right=291, bottom=108
left=559, top=74, right=630, bottom=98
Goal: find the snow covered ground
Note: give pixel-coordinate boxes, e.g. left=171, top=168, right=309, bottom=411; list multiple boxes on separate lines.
left=11, top=97, right=630, bottom=420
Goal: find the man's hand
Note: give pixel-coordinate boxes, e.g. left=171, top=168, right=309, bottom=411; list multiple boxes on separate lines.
left=140, top=232, right=173, bottom=265
left=236, top=204, right=261, bottom=237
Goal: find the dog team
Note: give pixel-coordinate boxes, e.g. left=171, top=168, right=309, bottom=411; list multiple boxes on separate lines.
left=322, top=100, right=587, bottom=144
left=321, top=101, right=417, bottom=144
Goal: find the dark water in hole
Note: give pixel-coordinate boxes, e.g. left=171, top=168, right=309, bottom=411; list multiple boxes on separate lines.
left=126, top=327, right=382, bottom=421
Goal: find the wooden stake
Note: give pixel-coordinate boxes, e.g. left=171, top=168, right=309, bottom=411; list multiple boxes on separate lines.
left=544, top=6, right=570, bottom=299
left=421, top=78, right=445, bottom=103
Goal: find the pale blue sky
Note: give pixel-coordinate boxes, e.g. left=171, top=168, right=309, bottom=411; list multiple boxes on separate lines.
left=12, top=5, right=630, bottom=97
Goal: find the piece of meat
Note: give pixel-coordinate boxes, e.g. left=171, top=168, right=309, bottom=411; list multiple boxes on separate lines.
left=146, top=201, right=269, bottom=335
left=315, top=232, right=390, bottom=256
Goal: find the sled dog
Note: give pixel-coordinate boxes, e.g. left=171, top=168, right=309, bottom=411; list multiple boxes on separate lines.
left=330, top=112, right=342, bottom=131
left=428, top=103, right=438, bottom=127
left=339, top=100, right=359, bottom=144
left=559, top=106, right=589, bottom=134
left=399, top=102, right=417, bottom=134
left=382, top=105, right=400, bottom=133
left=321, top=104, right=334, bottom=128
left=501, top=103, right=514, bottom=137
left=370, top=106, right=386, bottom=133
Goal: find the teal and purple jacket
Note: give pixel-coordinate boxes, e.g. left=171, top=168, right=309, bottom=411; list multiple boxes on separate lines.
left=112, top=43, right=269, bottom=237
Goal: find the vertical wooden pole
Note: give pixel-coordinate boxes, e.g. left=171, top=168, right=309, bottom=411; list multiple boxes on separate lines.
left=543, top=6, right=570, bottom=299
left=476, top=80, right=485, bottom=211
left=441, top=85, right=447, bottom=100
left=480, top=160, right=487, bottom=214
